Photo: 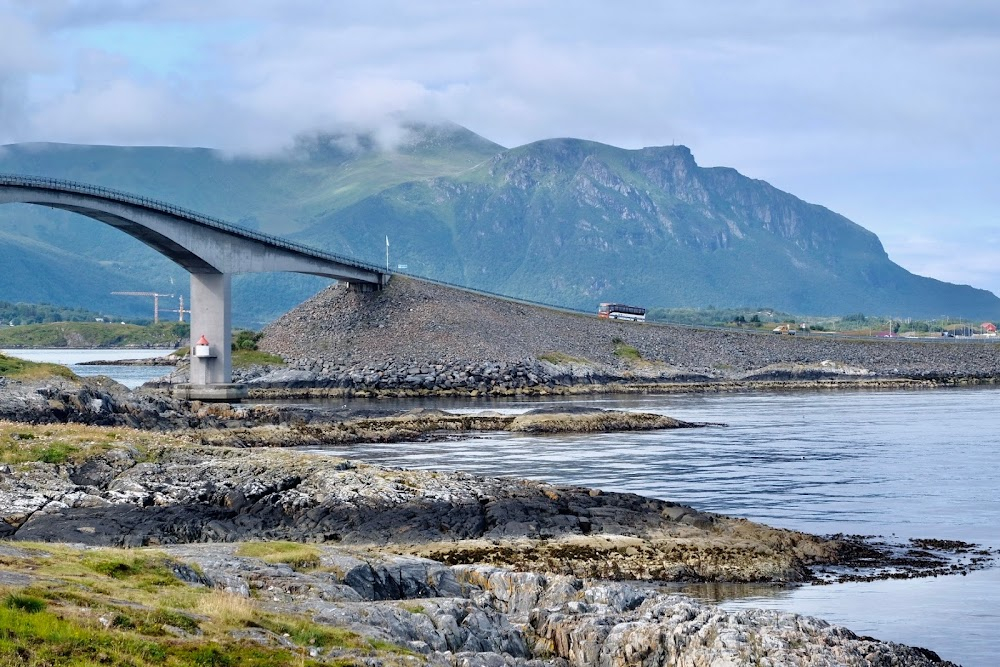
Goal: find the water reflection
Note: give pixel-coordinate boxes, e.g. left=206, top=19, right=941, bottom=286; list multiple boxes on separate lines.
left=658, top=581, right=798, bottom=604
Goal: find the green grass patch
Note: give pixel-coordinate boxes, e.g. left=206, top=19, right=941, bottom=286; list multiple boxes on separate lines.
left=82, top=551, right=186, bottom=591
left=253, top=614, right=417, bottom=656
left=234, top=541, right=321, bottom=571
left=0, top=321, right=188, bottom=349
left=0, top=424, right=138, bottom=466
left=537, top=351, right=588, bottom=365
left=3, top=593, right=46, bottom=614
left=0, top=353, right=77, bottom=381
left=612, top=338, right=641, bottom=361
left=0, top=602, right=327, bottom=667
left=0, top=539, right=421, bottom=666
left=255, top=616, right=360, bottom=650
left=37, top=442, right=78, bottom=465
left=232, top=349, right=285, bottom=367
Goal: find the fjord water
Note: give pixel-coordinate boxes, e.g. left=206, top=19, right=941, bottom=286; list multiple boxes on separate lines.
left=1, top=349, right=173, bottom=388
left=304, top=388, right=1000, bottom=666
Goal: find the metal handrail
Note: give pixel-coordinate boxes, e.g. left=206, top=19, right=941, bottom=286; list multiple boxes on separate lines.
left=0, top=173, right=385, bottom=277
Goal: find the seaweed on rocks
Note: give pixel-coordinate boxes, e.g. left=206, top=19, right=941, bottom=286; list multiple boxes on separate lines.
left=812, top=534, right=997, bottom=584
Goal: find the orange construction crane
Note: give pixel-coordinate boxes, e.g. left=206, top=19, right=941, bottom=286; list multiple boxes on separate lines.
left=111, top=291, right=174, bottom=324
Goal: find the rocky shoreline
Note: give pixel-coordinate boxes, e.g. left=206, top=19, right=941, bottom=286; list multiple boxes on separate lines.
left=134, top=277, right=1000, bottom=399
left=0, top=539, right=964, bottom=667
left=143, top=354, right=1000, bottom=401
left=0, top=421, right=987, bottom=665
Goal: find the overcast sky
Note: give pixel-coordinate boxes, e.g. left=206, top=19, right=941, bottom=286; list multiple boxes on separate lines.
left=2, top=1, right=998, bottom=298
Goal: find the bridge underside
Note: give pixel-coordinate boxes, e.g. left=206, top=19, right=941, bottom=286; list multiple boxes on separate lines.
left=0, top=180, right=388, bottom=392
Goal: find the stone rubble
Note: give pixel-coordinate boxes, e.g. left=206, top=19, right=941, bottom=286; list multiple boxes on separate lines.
left=237, top=278, right=1000, bottom=396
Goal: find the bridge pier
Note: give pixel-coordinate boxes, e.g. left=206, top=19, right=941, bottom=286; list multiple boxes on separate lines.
left=175, top=273, right=246, bottom=401
left=189, top=273, right=232, bottom=384
left=0, top=174, right=389, bottom=402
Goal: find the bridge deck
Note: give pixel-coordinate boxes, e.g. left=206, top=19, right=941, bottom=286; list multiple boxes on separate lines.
left=0, top=173, right=386, bottom=280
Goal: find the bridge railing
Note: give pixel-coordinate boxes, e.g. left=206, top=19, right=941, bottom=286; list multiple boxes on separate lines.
left=392, top=268, right=596, bottom=318
left=0, top=173, right=385, bottom=278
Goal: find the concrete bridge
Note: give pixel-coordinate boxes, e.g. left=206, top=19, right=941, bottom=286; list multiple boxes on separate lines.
left=0, top=174, right=389, bottom=399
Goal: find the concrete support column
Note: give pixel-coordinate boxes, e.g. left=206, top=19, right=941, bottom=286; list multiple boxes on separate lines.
left=189, top=273, right=232, bottom=385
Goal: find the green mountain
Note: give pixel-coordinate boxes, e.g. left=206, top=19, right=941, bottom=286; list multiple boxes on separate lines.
left=0, top=230, right=164, bottom=319
left=1, top=126, right=996, bottom=324
left=295, top=139, right=999, bottom=318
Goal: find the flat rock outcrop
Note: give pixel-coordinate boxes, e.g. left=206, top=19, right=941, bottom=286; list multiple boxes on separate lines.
left=2, top=440, right=831, bottom=583
left=0, top=424, right=981, bottom=665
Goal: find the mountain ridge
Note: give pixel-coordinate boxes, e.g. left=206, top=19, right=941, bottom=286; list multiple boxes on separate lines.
left=295, top=135, right=994, bottom=318
left=0, top=124, right=995, bottom=324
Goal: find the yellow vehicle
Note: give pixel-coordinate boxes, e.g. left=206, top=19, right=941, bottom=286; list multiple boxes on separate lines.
left=772, top=324, right=796, bottom=335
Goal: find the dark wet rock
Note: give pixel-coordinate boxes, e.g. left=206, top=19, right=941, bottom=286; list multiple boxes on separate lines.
left=5, top=442, right=990, bottom=589
left=0, top=443, right=833, bottom=582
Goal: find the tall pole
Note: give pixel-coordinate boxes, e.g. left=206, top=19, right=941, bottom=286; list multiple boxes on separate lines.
left=385, top=235, right=389, bottom=272
left=153, top=294, right=159, bottom=324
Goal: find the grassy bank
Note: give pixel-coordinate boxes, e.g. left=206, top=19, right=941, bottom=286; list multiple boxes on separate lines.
left=0, top=322, right=188, bottom=349
left=0, top=542, right=414, bottom=667
left=0, top=354, right=76, bottom=381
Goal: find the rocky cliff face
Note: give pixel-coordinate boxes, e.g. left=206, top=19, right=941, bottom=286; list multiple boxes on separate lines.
left=299, top=138, right=1000, bottom=318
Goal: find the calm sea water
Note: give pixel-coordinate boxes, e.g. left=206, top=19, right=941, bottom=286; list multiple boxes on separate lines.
left=1, top=348, right=174, bottom=388
left=292, top=389, right=1000, bottom=667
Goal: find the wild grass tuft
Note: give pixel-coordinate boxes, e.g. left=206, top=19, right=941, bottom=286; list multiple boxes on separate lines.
left=537, top=351, right=588, bottom=365
left=232, top=349, right=285, bottom=367
left=0, top=422, right=153, bottom=467
left=612, top=338, right=641, bottom=361
left=235, top=541, right=322, bottom=571
left=196, top=591, right=256, bottom=626
left=81, top=550, right=185, bottom=591
left=37, top=442, right=77, bottom=465
left=3, top=593, right=46, bottom=613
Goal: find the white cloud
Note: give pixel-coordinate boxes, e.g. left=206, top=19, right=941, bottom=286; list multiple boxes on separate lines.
left=1, top=0, right=998, bottom=294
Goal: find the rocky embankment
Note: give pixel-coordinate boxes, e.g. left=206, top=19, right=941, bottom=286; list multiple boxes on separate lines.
left=0, top=427, right=975, bottom=665
left=239, top=278, right=1000, bottom=396
left=0, top=540, right=959, bottom=667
